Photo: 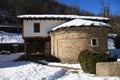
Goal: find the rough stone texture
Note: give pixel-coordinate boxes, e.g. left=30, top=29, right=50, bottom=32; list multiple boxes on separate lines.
left=49, top=26, right=110, bottom=63
left=96, top=62, right=120, bottom=76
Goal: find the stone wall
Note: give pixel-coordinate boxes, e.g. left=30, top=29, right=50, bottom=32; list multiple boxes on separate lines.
left=96, top=62, right=120, bottom=76
left=49, top=26, right=110, bottom=62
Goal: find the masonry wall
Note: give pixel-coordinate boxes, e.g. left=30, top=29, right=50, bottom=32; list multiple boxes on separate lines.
left=96, top=62, right=120, bottom=76
left=50, top=26, right=110, bottom=62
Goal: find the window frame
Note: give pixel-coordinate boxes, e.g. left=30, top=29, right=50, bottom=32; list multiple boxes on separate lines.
left=34, top=23, right=40, bottom=33
left=91, top=38, right=99, bottom=47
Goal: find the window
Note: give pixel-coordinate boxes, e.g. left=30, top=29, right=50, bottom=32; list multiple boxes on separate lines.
left=34, top=23, right=40, bottom=33
left=91, top=38, right=98, bottom=46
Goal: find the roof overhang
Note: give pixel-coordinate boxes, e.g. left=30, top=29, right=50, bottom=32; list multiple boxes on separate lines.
left=17, top=14, right=110, bottom=22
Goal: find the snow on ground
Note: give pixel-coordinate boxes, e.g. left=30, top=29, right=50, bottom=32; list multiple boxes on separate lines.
left=0, top=61, right=67, bottom=80
left=40, top=60, right=81, bottom=69
left=39, top=60, right=120, bottom=80
left=0, top=53, right=24, bottom=63
left=0, top=31, right=24, bottom=43
left=0, top=51, right=120, bottom=80
left=0, top=61, right=120, bottom=80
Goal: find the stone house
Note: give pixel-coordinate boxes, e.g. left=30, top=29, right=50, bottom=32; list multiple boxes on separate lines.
left=17, top=14, right=111, bottom=62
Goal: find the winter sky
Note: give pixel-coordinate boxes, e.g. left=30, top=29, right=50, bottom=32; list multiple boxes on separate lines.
left=58, top=0, right=120, bottom=15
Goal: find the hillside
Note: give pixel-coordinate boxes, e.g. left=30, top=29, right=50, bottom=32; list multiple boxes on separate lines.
left=0, top=0, right=120, bottom=34
left=0, top=0, right=79, bottom=25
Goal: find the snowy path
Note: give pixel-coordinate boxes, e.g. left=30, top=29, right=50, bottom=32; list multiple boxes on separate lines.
left=39, top=60, right=81, bottom=70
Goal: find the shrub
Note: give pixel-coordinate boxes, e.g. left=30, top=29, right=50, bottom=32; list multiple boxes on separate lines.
left=78, top=49, right=109, bottom=74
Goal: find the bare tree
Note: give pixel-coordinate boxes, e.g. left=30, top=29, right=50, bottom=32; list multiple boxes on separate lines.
left=99, top=0, right=110, bottom=17
left=79, top=10, right=95, bottom=16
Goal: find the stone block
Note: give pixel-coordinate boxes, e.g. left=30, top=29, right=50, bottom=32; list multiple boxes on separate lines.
left=96, top=62, right=120, bottom=76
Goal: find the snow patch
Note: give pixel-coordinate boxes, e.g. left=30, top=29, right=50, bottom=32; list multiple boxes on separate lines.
left=117, top=59, right=120, bottom=61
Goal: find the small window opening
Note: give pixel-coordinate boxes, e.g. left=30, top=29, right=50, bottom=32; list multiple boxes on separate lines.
left=91, top=38, right=98, bottom=46
left=34, top=23, right=40, bottom=33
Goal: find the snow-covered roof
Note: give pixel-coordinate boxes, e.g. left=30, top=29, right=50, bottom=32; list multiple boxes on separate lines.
left=51, top=19, right=111, bottom=31
left=0, top=25, right=18, bottom=28
left=0, top=31, right=24, bottom=43
left=17, top=14, right=109, bottom=21
left=108, top=33, right=117, bottom=38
